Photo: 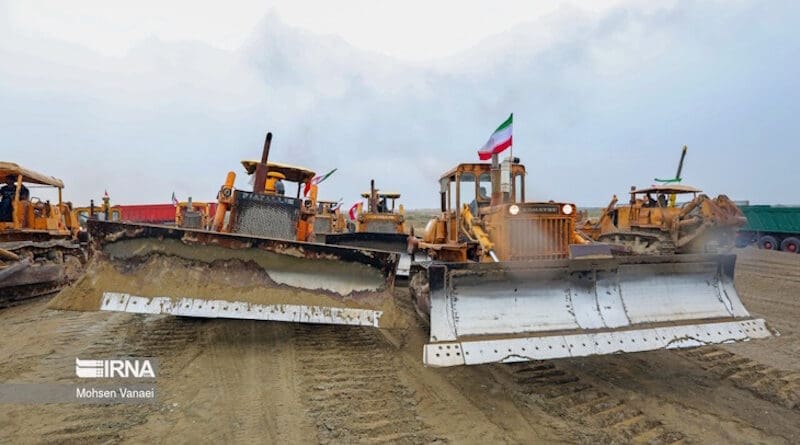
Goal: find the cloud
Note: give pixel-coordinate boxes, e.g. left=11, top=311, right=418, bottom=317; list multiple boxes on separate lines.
left=1, top=0, right=798, bottom=209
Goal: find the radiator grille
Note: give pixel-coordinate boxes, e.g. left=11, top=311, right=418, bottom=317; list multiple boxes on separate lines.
left=364, top=219, right=399, bottom=234
left=230, top=191, right=299, bottom=240
left=507, top=217, right=571, bottom=260
left=314, top=216, right=332, bottom=235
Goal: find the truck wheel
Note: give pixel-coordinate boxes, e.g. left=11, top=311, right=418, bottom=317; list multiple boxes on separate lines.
left=780, top=237, right=800, bottom=253
left=758, top=235, right=779, bottom=250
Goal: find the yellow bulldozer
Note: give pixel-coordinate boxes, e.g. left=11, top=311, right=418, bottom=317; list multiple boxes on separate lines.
left=312, top=200, right=347, bottom=242
left=324, top=180, right=418, bottom=275
left=579, top=185, right=746, bottom=254
left=51, top=133, right=400, bottom=328
left=406, top=153, right=770, bottom=367
left=354, top=184, right=407, bottom=234
left=579, top=145, right=747, bottom=254
left=175, top=199, right=213, bottom=230
left=1, top=163, right=86, bottom=304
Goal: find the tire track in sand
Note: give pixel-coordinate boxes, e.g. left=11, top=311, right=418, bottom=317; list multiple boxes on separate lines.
left=294, top=324, right=438, bottom=444
left=31, top=315, right=205, bottom=444
left=683, top=347, right=800, bottom=411
left=495, top=361, right=685, bottom=445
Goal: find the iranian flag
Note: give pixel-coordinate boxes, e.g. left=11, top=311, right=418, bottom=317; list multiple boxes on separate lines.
left=303, top=168, right=338, bottom=196
left=477, top=113, right=513, bottom=161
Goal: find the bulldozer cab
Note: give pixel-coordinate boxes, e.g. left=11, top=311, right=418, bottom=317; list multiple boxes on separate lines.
left=626, top=184, right=701, bottom=229
left=0, top=162, right=78, bottom=238
left=431, top=159, right=577, bottom=261
left=359, top=192, right=401, bottom=214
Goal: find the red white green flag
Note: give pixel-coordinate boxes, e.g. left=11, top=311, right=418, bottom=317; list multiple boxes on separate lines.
left=477, top=113, right=513, bottom=161
left=304, top=168, right=338, bottom=196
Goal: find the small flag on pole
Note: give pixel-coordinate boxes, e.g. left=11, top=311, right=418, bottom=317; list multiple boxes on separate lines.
left=477, top=113, right=513, bottom=161
left=103, top=190, right=109, bottom=198
left=304, top=168, right=338, bottom=196
left=171, top=192, right=179, bottom=207
left=348, top=201, right=361, bottom=220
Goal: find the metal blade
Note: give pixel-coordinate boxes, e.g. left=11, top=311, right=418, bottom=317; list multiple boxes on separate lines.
left=50, top=221, right=402, bottom=328
left=423, top=254, right=773, bottom=366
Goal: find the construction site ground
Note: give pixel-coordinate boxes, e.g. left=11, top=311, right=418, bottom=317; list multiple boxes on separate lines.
left=1, top=247, right=799, bottom=444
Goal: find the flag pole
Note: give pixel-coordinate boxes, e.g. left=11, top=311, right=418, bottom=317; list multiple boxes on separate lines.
left=509, top=112, right=513, bottom=161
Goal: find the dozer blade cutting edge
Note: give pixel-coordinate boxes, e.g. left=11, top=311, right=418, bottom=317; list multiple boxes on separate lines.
left=50, top=220, right=401, bottom=328
left=421, top=254, right=773, bottom=367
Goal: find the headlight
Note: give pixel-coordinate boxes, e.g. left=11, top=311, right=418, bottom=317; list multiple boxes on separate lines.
left=561, top=204, right=574, bottom=215
left=509, top=205, right=520, bottom=215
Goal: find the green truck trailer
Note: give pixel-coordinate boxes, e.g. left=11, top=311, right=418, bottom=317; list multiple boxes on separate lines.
left=737, top=205, right=800, bottom=253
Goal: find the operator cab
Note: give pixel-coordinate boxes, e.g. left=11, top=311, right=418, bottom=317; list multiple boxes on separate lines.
left=630, top=184, right=702, bottom=209
left=0, top=162, right=73, bottom=234
left=434, top=157, right=577, bottom=260
left=360, top=192, right=401, bottom=214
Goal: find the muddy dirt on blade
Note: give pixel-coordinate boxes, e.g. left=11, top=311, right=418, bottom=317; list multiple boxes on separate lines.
left=49, top=220, right=403, bottom=328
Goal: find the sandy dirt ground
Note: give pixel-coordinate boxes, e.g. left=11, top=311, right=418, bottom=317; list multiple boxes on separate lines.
left=0, top=247, right=799, bottom=444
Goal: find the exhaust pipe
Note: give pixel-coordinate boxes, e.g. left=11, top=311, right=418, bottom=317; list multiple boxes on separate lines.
left=253, top=132, right=272, bottom=194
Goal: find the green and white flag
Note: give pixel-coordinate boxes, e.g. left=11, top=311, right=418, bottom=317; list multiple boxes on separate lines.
left=478, top=113, right=513, bottom=160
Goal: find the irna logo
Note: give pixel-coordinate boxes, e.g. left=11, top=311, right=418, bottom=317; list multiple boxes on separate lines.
left=75, top=358, right=156, bottom=379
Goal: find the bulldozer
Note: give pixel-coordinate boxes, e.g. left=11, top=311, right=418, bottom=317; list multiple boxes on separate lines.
left=325, top=181, right=419, bottom=276
left=354, top=185, right=407, bottom=234
left=312, top=200, right=347, bottom=242
left=579, top=145, right=746, bottom=254
left=579, top=185, right=746, bottom=254
left=175, top=198, right=213, bottom=230
left=50, top=133, right=401, bottom=328
left=72, top=194, right=122, bottom=227
left=1, top=163, right=86, bottom=305
left=407, top=153, right=770, bottom=367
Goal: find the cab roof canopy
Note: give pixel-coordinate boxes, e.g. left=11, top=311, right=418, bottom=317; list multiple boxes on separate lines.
left=361, top=192, right=401, bottom=199
left=240, top=161, right=316, bottom=183
left=0, top=162, right=65, bottom=187
left=440, top=162, right=526, bottom=181
left=632, top=184, right=702, bottom=195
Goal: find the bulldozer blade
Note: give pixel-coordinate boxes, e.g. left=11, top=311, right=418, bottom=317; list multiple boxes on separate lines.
left=50, top=221, right=401, bottom=328
left=325, top=232, right=420, bottom=277
left=422, top=254, right=773, bottom=367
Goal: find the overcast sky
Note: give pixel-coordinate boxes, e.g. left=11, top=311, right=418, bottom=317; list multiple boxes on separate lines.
left=1, top=0, right=798, bottom=208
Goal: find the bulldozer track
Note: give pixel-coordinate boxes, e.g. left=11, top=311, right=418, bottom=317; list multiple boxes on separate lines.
left=498, top=361, right=685, bottom=445
left=37, top=405, right=151, bottom=445
left=293, top=324, right=437, bottom=444
left=0, top=306, right=204, bottom=444
left=682, top=347, right=800, bottom=411
left=0, top=282, right=67, bottom=309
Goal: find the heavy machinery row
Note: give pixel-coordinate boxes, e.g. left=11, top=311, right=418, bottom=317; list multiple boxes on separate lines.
left=2, top=132, right=789, bottom=367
